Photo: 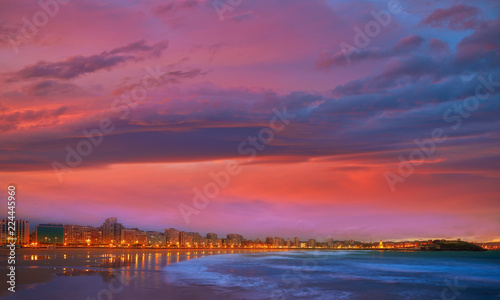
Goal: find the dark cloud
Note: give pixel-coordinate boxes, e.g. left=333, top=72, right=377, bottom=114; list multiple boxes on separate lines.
left=10, top=40, right=168, bottom=80
left=455, top=19, right=500, bottom=70
left=1, top=77, right=498, bottom=173
left=315, top=35, right=425, bottom=70
left=429, top=38, right=451, bottom=54
left=22, top=80, right=81, bottom=97
left=153, top=0, right=202, bottom=27
left=107, top=40, right=168, bottom=59
left=154, top=0, right=200, bottom=14
left=111, top=68, right=207, bottom=95
left=422, top=4, right=482, bottom=31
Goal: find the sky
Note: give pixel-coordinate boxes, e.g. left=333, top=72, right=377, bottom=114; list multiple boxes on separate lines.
left=0, top=0, right=499, bottom=242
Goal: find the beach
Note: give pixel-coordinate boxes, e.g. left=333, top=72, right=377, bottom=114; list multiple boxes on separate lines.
left=0, top=248, right=283, bottom=299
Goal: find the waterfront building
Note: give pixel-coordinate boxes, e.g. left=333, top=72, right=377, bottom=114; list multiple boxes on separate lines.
left=101, top=217, right=123, bottom=245
left=206, top=233, right=218, bottom=247
left=165, top=228, right=180, bottom=246
left=36, top=224, right=64, bottom=245
left=64, top=225, right=101, bottom=245
left=0, top=219, right=30, bottom=245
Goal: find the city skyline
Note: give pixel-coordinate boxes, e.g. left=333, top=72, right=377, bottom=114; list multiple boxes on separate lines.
left=3, top=217, right=495, bottom=244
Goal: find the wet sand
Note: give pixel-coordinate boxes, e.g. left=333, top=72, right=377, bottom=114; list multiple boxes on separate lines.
left=0, top=248, right=285, bottom=298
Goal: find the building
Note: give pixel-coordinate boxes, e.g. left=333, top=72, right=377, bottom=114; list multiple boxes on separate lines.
left=266, top=236, right=274, bottom=245
left=327, top=238, right=334, bottom=248
left=120, top=228, right=147, bottom=246
left=64, top=225, right=101, bottom=245
left=190, top=232, right=202, bottom=247
left=227, top=234, right=243, bottom=247
left=1, top=219, right=30, bottom=245
left=165, top=228, right=179, bottom=246
left=307, top=239, right=316, bottom=248
left=274, top=237, right=284, bottom=247
left=179, top=231, right=193, bottom=247
left=286, top=238, right=291, bottom=248
left=121, top=229, right=136, bottom=245
left=36, top=224, right=64, bottom=245
left=134, top=229, right=147, bottom=245
left=146, top=231, right=165, bottom=246
left=294, top=237, right=300, bottom=248
left=101, top=217, right=123, bottom=245
left=206, top=233, right=218, bottom=247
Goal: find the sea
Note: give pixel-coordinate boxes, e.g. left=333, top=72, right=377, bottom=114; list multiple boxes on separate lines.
left=2, top=249, right=500, bottom=299
left=164, top=250, right=500, bottom=299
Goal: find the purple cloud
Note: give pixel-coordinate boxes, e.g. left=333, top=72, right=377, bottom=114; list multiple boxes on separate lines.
left=422, top=4, right=482, bottom=31
left=11, top=40, right=168, bottom=80
left=316, top=35, right=424, bottom=70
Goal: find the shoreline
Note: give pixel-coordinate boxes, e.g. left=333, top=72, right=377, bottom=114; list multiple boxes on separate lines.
left=0, top=248, right=282, bottom=297
left=9, top=246, right=490, bottom=251
left=0, top=247, right=493, bottom=297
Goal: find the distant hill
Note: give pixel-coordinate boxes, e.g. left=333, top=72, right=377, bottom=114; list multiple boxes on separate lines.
left=428, top=240, right=487, bottom=251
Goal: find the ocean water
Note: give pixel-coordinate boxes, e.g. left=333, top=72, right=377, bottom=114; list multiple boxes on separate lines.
left=3, top=249, right=500, bottom=299
left=164, top=250, right=500, bottom=299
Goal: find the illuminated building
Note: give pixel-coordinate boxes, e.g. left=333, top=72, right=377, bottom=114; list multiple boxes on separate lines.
left=146, top=231, right=165, bottom=246
left=134, top=229, right=147, bottom=245
left=0, top=219, right=30, bottom=245
left=101, top=217, right=123, bottom=244
left=294, top=237, right=300, bottom=248
left=227, top=234, right=243, bottom=247
left=36, top=224, right=64, bottom=245
left=190, top=232, right=202, bottom=247
left=307, top=239, right=316, bottom=248
left=121, top=229, right=136, bottom=245
left=165, top=228, right=180, bottom=246
left=64, top=225, right=102, bottom=245
left=206, top=233, right=218, bottom=246
left=180, top=231, right=193, bottom=246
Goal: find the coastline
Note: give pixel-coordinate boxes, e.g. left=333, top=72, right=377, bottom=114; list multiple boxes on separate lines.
left=1, top=248, right=498, bottom=299
left=0, top=248, right=285, bottom=297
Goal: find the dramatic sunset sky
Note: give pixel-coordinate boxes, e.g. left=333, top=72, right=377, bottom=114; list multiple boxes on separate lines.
left=1, top=0, right=499, bottom=241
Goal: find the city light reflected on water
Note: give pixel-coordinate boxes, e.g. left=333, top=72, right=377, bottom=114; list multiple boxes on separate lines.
left=5, top=249, right=295, bottom=300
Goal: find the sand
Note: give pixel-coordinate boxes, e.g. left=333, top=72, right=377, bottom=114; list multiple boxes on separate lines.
left=0, top=248, right=283, bottom=298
